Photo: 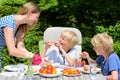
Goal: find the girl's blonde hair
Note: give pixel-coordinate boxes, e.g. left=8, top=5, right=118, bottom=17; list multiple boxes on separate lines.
left=61, top=30, right=79, bottom=47
left=91, top=32, right=113, bottom=54
left=17, top=2, right=41, bottom=38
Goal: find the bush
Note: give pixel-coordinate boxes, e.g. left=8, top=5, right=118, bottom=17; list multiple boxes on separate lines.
left=82, top=37, right=97, bottom=58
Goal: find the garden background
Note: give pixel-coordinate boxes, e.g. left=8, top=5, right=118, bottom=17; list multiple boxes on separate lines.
left=0, top=0, right=120, bottom=67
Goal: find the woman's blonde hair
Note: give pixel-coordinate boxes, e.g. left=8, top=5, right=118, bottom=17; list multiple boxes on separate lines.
left=17, top=2, right=41, bottom=38
left=61, top=30, right=79, bottom=47
left=91, top=32, right=113, bottom=54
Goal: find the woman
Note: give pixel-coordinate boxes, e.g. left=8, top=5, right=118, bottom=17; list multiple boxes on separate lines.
left=81, top=32, right=120, bottom=80
left=41, top=30, right=79, bottom=66
left=0, top=2, right=41, bottom=68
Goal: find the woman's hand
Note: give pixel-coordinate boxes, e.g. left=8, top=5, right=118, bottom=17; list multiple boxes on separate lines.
left=26, top=52, right=34, bottom=58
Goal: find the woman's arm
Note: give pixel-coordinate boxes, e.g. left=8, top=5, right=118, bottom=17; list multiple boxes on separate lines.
left=105, top=70, right=118, bottom=80
left=16, top=30, right=28, bottom=53
left=3, top=27, right=29, bottom=58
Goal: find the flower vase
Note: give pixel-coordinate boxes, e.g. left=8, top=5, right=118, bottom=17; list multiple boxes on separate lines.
left=25, top=58, right=33, bottom=80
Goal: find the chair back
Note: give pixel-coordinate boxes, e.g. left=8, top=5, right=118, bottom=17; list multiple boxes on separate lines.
left=43, top=27, right=82, bottom=53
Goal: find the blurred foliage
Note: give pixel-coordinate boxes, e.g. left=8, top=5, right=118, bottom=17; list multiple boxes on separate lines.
left=0, top=0, right=120, bottom=67
left=40, top=0, right=58, bottom=10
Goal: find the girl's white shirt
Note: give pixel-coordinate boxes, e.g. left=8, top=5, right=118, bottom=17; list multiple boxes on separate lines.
left=45, top=45, right=79, bottom=65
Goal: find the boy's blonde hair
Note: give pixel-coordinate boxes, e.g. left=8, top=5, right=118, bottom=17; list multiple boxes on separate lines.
left=91, top=32, right=113, bottom=54
left=61, top=30, right=79, bottom=47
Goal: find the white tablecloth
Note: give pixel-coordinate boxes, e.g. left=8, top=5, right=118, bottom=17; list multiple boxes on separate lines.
left=0, top=72, right=18, bottom=80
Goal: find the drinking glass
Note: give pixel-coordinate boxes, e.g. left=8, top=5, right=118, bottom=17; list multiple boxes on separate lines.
left=89, top=63, right=97, bottom=75
left=89, top=63, right=97, bottom=80
left=17, top=64, right=26, bottom=80
left=74, top=54, right=82, bottom=68
left=25, top=58, right=33, bottom=80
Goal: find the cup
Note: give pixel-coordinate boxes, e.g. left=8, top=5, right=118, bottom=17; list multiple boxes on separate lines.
left=17, top=64, right=26, bottom=80
left=25, top=58, right=34, bottom=80
left=74, top=54, right=82, bottom=68
left=89, top=63, right=97, bottom=75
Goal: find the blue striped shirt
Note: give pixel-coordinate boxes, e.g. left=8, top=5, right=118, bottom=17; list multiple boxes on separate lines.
left=0, top=15, right=17, bottom=68
left=0, top=15, right=16, bottom=50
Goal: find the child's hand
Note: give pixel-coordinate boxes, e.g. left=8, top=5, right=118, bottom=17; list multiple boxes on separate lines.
left=44, top=41, right=56, bottom=49
left=80, top=51, right=89, bottom=59
left=55, top=42, right=63, bottom=51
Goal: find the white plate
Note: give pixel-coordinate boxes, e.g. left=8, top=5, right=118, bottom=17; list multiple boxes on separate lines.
left=4, top=65, right=19, bottom=72
left=41, top=62, right=60, bottom=68
left=31, top=65, right=41, bottom=74
left=4, top=64, right=27, bottom=72
left=81, top=67, right=101, bottom=74
left=24, top=65, right=41, bottom=75
left=39, top=69, right=61, bottom=77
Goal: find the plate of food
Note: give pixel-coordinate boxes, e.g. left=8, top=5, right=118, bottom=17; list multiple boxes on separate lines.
left=39, top=70, right=61, bottom=77
left=41, top=62, right=60, bottom=68
left=39, top=64, right=61, bottom=77
left=81, top=65, right=101, bottom=74
left=25, top=65, right=41, bottom=75
left=32, top=65, right=41, bottom=74
left=62, top=68, right=82, bottom=76
left=39, top=68, right=61, bottom=77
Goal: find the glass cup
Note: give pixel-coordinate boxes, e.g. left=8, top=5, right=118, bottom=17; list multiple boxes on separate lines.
left=74, top=54, right=82, bottom=68
left=89, top=63, right=97, bottom=75
left=17, top=63, right=26, bottom=73
left=25, top=58, right=34, bottom=80
left=17, top=63, right=26, bottom=80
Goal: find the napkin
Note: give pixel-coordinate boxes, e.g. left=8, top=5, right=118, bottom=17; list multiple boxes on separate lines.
left=0, top=72, right=18, bottom=80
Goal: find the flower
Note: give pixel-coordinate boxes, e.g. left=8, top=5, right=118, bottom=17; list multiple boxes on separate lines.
left=32, top=53, right=42, bottom=65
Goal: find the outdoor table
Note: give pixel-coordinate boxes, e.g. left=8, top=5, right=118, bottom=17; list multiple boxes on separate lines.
left=28, top=73, right=106, bottom=80
left=0, top=64, right=106, bottom=80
